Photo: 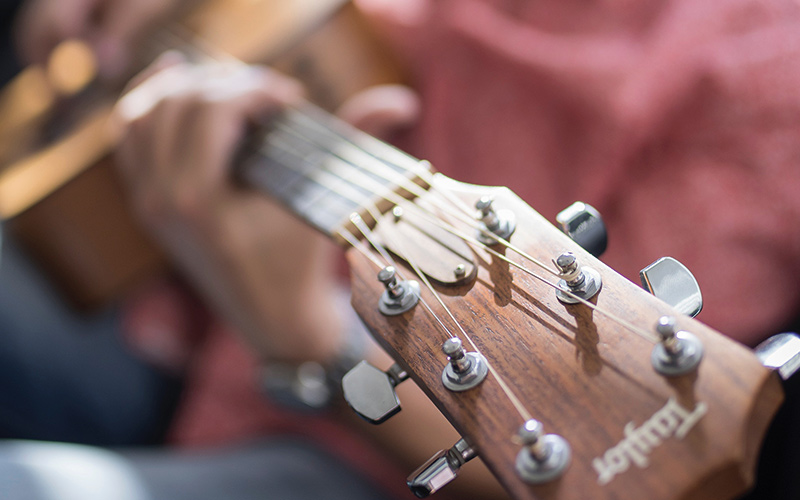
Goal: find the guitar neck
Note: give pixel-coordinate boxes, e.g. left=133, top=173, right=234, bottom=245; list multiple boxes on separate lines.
left=236, top=103, right=429, bottom=239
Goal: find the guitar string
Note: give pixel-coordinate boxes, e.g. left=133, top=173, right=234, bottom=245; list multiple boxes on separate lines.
left=104, top=24, right=542, bottom=451
left=259, top=118, right=660, bottom=343
left=282, top=106, right=566, bottom=275
left=153, top=28, right=472, bottom=350
left=348, top=213, right=400, bottom=277
left=273, top=112, right=519, bottom=250
left=347, top=208, right=520, bottom=368
left=281, top=131, right=538, bottom=421
left=272, top=111, right=567, bottom=287
left=255, top=134, right=662, bottom=369
left=341, top=220, right=462, bottom=350
left=256, top=132, right=668, bottom=422
left=344, top=209, right=534, bottom=422
left=147, top=27, right=660, bottom=421
left=257, top=129, right=469, bottom=345
left=348, top=214, right=462, bottom=340
left=156, top=26, right=576, bottom=308
left=134, top=32, right=472, bottom=359
left=254, top=124, right=656, bottom=422
left=268, top=106, right=663, bottom=344
left=258, top=132, right=400, bottom=223
left=336, top=224, right=386, bottom=269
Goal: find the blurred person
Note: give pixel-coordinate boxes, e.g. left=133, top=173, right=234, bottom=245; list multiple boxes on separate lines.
left=111, top=0, right=800, bottom=497
left=4, top=0, right=800, bottom=499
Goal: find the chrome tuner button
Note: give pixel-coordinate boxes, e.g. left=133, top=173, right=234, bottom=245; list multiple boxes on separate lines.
left=556, top=202, right=608, bottom=257
left=651, top=316, right=704, bottom=376
left=475, top=196, right=516, bottom=245
left=407, top=438, right=477, bottom=498
left=640, top=257, right=703, bottom=318
left=441, top=338, right=488, bottom=392
left=754, top=332, right=800, bottom=380
left=378, top=266, right=420, bottom=316
left=515, top=419, right=571, bottom=484
left=554, top=252, right=602, bottom=304
left=342, top=361, right=409, bottom=424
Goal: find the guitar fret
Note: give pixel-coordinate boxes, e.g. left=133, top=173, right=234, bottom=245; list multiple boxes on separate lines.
left=237, top=103, right=428, bottom=237
left=289, top=104, right=423, bottom=175
left=277, top=110, right=408, bottom=189
left=265, top=127, right=377, bottom=206
left=273, top=126, right=392, bottom=201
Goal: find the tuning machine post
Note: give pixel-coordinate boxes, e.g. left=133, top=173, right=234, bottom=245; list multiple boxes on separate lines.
left=378, top=266, right=420, bottom=316
left=441, top=337, right=488, bottom=392
left=515, top=419, right=571, bottom=484
left=475, top=196, right=516, bottom=245
left=342, top=361, right=409, bottom=424
left=651, top=316, right=704, bottom=376
left=554, top=252, right=602, bottom=304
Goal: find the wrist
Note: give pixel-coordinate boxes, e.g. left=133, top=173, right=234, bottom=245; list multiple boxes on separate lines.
left=258, top=299, right=368, bottom=411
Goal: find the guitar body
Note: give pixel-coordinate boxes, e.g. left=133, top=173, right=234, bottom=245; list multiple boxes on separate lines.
left=346, top=174, right=782, bottom=500
left=1, top=0, right=403, bottom=309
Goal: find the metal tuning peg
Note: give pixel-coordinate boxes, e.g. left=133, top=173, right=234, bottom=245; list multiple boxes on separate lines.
left=754, top=332, right=800, bottom=380
left=651, top=316, right=704, bottom=376
left=441, top=337, right=488, bottom=391
left=407, top=438, right=477, bottom=498
left=554, top=252, right=602, bottom=304
left=556, top=202, right=608, bottom=257
left=475, top=196, right=516, bottom=245
left=515, top=419, right=571, bottom=484
left=378, top=266, right=420, bottom=316
left=342, top=361, right=409, bottom=424
left=639, top=257, right=703, bottom=318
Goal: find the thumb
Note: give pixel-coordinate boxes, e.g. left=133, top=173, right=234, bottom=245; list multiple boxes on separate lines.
left=336, top=84, right=420, bottom=140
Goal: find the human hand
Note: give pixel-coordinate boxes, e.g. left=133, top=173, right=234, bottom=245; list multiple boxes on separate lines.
left=114, top=52, right=422, bottom=365
left=15, top=0, right=182, bottom=80
left=114, top=57, right=342, bottom=362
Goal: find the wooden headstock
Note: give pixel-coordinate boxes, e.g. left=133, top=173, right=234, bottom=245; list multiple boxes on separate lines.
left=345, top=174, right=782, bottom=500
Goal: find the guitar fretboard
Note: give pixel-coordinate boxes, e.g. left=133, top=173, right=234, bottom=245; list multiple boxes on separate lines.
left=236, top=103, right=428, bottom=237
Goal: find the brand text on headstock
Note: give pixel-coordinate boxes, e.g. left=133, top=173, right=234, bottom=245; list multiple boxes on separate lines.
left=592, top=398, right=708, bottom=485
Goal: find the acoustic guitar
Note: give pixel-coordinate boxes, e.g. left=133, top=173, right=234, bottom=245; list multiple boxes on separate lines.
left=224, top=101, right=784, bottom=500
left=0, top=2, right=788, bottom=498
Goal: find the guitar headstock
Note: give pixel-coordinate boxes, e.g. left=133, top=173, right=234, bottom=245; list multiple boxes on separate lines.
left=345, top=174, right=783, bottom=500
left=235, top=101, right=783, bottom=498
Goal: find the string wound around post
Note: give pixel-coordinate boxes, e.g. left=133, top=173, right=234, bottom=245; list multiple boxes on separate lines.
left=378, top=266, right=420, bottom=316
left=651, top=316, right=704, bottom=376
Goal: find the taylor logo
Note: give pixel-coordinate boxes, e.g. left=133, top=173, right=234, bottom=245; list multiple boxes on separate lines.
left=592, top=397, right=708, bottom=485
